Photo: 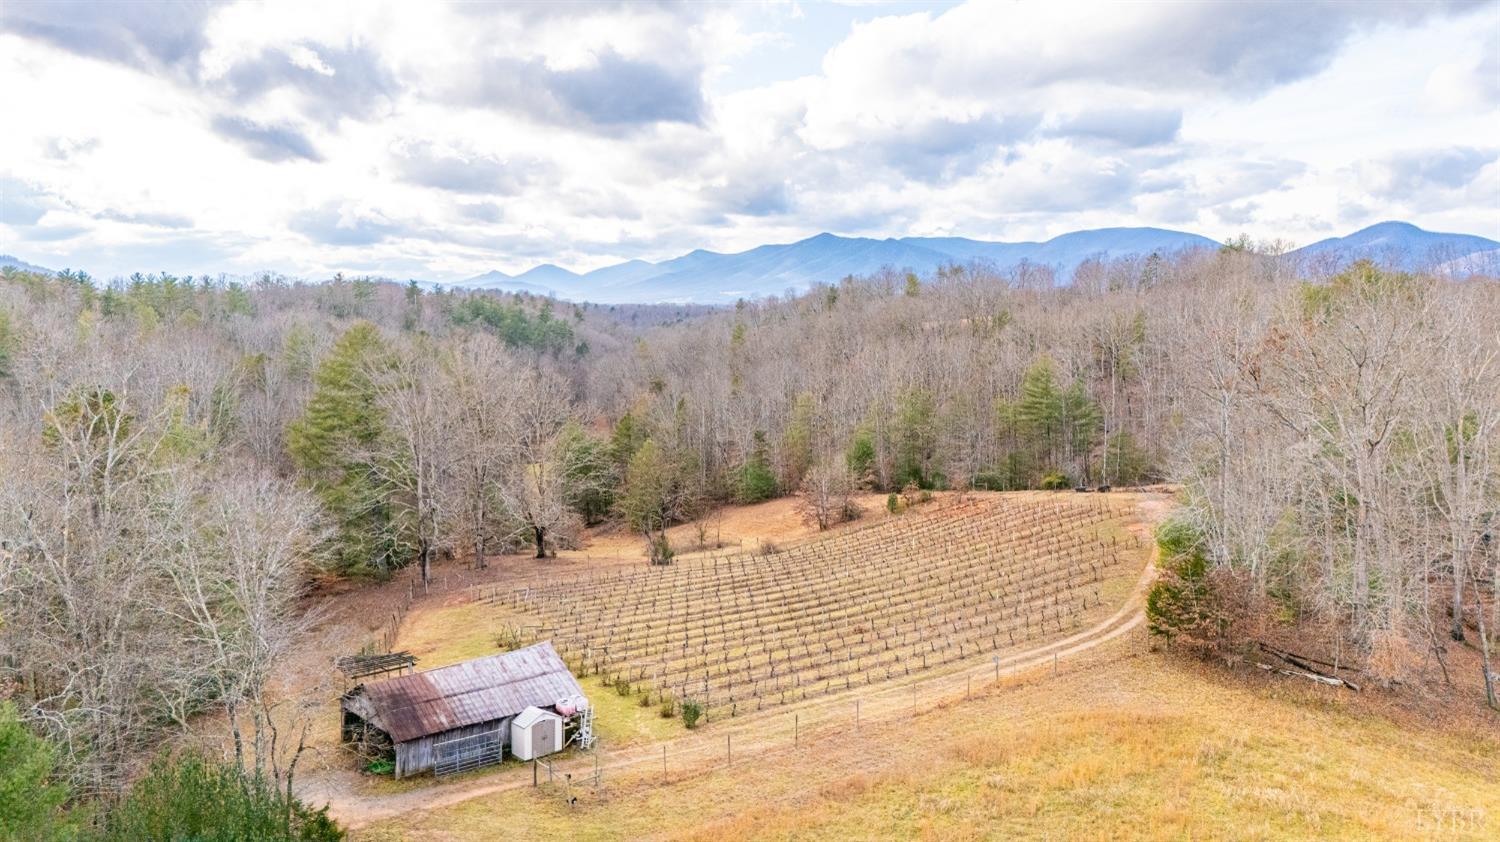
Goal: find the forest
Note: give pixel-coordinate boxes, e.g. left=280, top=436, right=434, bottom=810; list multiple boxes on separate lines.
left=0, top=245, right=1497, bottom=835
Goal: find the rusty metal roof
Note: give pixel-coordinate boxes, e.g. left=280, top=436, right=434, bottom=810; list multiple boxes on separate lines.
left=348, top=641, right=583, bottom=743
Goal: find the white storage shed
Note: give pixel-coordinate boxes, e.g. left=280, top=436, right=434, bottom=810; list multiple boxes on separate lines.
left=510, top=705, right=564, bottom=760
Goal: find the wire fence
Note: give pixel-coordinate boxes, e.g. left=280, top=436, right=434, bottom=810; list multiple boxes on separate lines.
left=522, top=593, right=1147, bottom=806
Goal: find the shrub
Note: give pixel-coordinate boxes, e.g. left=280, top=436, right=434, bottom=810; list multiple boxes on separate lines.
left=846, top=429, right=877, bottom=488
left=495, top=624, right=525, bottom=652
left=887, top=493, right=902, bottom=514
left=0, top=702, right=79, bottom=841
left=840, top=499, right=864, bottom=523
left=1145, top=518, right=1241, bottom=652
left=362, top=758, right=394, bottom=777
left=1039, top=472, right=1071, bottom=490
left=102, top=753, right=344, bottom=841
left=681, top=699, right=703, bottom=729
left=733, top=460, right=778, bottom=504
left=659, top=698, right=677, bottom=719
left=972, top=471, right=1010, bottom=491
left=647, top=532, right=674, bottom=565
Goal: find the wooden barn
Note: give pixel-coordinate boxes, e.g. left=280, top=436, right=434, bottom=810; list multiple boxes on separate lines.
left=340, top=641, right=585, bottom=778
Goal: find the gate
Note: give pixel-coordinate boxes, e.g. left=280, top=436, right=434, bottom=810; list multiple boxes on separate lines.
left=433, top=726, right=504, bottom=777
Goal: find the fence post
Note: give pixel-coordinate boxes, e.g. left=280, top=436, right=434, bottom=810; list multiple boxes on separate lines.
left=794, top=714, right=799, bottom=748
left=532, top=758, right=537, bottom=787
left=726, top=733, right=732, bottom=766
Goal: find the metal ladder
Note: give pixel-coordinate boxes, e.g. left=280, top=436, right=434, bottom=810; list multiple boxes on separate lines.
left=576, top=704, right=596, bottom=750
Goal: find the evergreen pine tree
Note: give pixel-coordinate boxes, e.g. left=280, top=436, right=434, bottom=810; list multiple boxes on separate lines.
left=287, top=322, right=401, bottom=576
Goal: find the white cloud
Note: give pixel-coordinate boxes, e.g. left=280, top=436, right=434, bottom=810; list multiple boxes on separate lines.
left=0, top=0, right=1496, bottom=281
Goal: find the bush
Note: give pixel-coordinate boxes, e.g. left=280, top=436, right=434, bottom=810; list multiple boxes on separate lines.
left=659, top=698, right=677, bottom=719
left=1039, top=472, right=1071, bottom=490
left=362, top=758, right=394, bottom=777
left=0, top=702, right=79, bottom=841
left=102, top=753, right=343, bottom=842
left=1145, top=518, right=1240, bottom=652
left=647, top=532, right=674, bottom=565
left=495, top=624, right=525, bottom=652
left=972, top=471, right=1010, bottom=491
left=840, top=499, right=864, bottom=523
left=732, top=458, right=778, bottom=504
left=681, top=699, right=703, bottom=729
left=886, top=493, right=902, bottom=514
left=846, top=430, right=877, bottom=488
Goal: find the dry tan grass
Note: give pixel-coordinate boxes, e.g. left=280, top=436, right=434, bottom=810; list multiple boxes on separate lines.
left=560, top=491, right=946, bottom=562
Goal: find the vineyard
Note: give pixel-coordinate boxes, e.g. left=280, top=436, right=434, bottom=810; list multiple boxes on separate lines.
left=493, top=494, right=1147, bottom=719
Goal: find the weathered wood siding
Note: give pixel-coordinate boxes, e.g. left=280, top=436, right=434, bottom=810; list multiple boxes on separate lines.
left=394, top=716, right=515, bottom=778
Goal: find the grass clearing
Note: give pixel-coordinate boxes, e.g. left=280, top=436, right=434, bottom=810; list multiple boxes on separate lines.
left=579, top=674, right=683, bottom=746
left=397, top=600, right=506, bottom=666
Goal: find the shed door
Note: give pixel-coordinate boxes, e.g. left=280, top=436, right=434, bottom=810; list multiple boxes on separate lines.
left=537, top=719, right=557, bottom=755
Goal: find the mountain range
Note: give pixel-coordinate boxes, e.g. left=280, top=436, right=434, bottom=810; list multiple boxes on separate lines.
left=6, top=223, right=1495, bottom=305
left=455, top=222, right=1499, bottom=304
left=0, top=254, right=55, bottom=274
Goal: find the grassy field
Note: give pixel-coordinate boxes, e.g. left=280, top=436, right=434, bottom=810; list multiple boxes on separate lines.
left=352, top=631, right=1499, bottom=841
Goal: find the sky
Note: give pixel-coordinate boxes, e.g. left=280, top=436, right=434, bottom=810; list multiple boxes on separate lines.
left=1, top=0, right=1498, bottom=282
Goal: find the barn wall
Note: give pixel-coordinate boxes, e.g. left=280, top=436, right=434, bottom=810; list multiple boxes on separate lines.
left=395, top=716, right=515, bottom=778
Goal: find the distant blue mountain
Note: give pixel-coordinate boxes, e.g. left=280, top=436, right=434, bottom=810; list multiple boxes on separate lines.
left=457, top=222, right=1495, bottom=304
left=452, top=269, right=559, bottom=296
left=902, top=227, right=1213, bottom=272
left=0, top=254, right=54, bottom=274
left=1289, top=221, right=1499, bottom=272
left=461, top=227, right=1217, bottom=303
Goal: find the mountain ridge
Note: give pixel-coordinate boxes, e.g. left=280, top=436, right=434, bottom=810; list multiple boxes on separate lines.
left=456, top=222, right=1496, bottom=303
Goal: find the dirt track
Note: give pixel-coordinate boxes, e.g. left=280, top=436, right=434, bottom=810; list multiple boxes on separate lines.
left=302, top=492, right=1169, bottom=830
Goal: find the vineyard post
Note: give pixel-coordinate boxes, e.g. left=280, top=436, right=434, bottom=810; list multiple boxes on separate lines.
left=1053, top=653, right=1058, bottom=676
left=795, top=713, right=799, bottom=748
left=994, top=655, right=1000, bottom=683
left=662, top=745, right=667, bottom=781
